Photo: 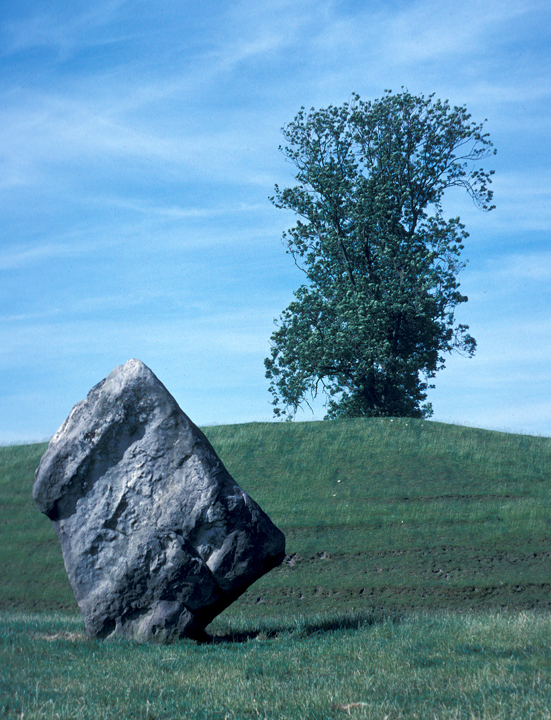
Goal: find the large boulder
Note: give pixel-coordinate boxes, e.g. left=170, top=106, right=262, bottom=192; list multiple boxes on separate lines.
left=33, top=359, right=285, bottom=643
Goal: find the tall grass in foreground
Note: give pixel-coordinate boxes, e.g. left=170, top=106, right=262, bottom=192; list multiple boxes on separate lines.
left=2, top=609, right=551, bottom=719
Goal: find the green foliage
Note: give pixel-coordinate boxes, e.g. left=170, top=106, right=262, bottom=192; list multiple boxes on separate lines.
left=265, top=90, right=496, bottom=419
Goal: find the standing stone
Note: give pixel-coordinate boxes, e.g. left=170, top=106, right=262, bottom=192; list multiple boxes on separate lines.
left=33, top=359, right=285, bottom=643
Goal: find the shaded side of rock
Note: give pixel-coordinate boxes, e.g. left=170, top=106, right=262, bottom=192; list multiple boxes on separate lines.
left=33, top=359, right=285, bottom=642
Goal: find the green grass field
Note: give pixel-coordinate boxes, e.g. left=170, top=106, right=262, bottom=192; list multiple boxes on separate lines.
left=1, top=418, right=551, bottom=718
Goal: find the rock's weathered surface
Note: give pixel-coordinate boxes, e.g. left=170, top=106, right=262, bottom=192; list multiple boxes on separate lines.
left=33, top=359, right=285, bottom=643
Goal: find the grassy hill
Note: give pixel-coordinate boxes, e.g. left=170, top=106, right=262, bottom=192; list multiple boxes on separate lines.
left=3, top=418, right=551, bottom=719
left=2, top=417, right=551, bottom=618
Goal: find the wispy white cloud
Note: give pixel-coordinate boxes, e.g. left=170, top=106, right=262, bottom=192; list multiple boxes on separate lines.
left=0, top=84, right=282, bottom=192
left=1, top=0, right=550, bottom=440
left=431, top=315, right=551, bottom=436
left=481, top=251, right=551, bottom=284
left=489, top=172, right=551, bottom=232
left=1, top=0, right=545, bottom=197
left=0, top=307, right=275, bottom=375
left=0, top=239, right=90, bottom=270
left=440, top=166, right=551, bottom=238
left=381, top=0, right=533, bottom=65
left=1, top=0, right=133, bottom=58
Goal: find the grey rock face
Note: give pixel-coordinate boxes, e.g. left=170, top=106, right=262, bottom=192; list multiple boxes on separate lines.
left=33, top=359, right=285, bottom=643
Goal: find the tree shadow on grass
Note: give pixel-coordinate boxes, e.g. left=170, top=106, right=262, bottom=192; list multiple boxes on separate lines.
left=206, top=609, right=404, bottom=644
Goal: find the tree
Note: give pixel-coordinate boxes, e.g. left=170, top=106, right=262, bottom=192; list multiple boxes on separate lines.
left=265, top=90, right=495, bottom=420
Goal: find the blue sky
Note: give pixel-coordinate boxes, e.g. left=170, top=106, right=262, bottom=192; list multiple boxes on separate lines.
left=1, top=0, right=550, bottom=443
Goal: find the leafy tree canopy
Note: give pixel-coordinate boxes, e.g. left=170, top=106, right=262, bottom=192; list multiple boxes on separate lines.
left=265, top=90, right=495, bottom=420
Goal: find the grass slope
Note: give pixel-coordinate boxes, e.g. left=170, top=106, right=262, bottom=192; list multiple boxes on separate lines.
left=2, top=418, right=551, bottom=719
left=1, top=418, right=551, bottom=617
